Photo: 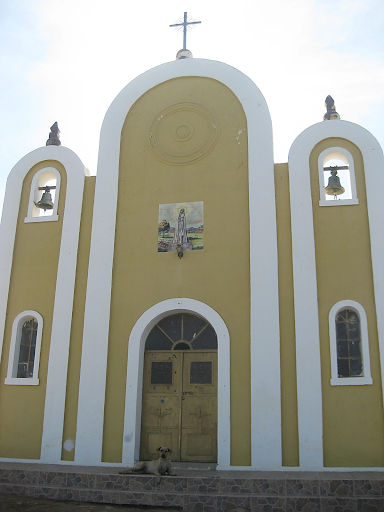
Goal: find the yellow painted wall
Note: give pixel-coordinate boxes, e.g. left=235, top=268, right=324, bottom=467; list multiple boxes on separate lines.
left=102, top=77, right=251, bottom=465
left=0, top=161, right=66, bottom=459
left=310, top=138, right=384, bottom=466
left=274, top=163, right=299, bottom=466
left=61, top=176, right=95, bottom=461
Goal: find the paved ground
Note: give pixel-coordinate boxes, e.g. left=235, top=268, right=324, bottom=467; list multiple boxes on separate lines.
left=0, top=494, right=179, bottom=512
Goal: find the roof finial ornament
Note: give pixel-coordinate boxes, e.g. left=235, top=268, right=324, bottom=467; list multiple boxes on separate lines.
left=170, top=11, right=201, bottom=60
left=46, top=122, right=61, bottom=146
left=323, top=95, right=340, bottom=121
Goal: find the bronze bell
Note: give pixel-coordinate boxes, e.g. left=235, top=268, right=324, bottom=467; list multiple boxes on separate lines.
left=325, top=169, right=345, bottom=197
left=34, top=187, right=54, bottom=211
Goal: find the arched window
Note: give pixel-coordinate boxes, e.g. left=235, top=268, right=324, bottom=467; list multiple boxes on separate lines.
left=318, top=147, right=358, bottom=206
left=329, top=301, right=372, bottom=385
left=145, top=313, right=217, bottom=350
left=25, top=167, right=61, bottom=222
left=5, top=311, right=43, bottom=385
left=336, top=309, right=362, bottom=377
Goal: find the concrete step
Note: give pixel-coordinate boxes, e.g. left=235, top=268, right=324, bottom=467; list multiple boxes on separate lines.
left=0, top=463, right=384, bottom=511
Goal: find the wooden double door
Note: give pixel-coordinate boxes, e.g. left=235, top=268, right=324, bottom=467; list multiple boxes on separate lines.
left=140, top=350, right=217, bottom=462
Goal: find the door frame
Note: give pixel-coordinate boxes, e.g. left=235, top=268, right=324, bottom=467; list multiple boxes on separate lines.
left=122, top=298, right=230, bottom=469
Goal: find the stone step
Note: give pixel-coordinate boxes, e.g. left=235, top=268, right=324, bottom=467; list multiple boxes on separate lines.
left=0, top=464, right=384, bottom=511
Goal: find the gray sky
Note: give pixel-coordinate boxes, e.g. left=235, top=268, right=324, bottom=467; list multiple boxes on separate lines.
left=1, top=0, right=384, bottom=216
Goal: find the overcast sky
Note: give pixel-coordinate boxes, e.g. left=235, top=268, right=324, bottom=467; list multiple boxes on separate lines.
left=1, top=0, right=384, bottom=215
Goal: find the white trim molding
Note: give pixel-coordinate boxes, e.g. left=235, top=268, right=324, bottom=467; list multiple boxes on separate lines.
left=329, top=300, right=372, bottom=386
left=121, top=298, right=230, bottom=469
left=76, top=58, right=281, bottom=469
left=318, top=147, right=358, bottom=206
left=0, top=145, right=87, bottom=463
left=5, top=310, right=43, bottom=386
left=289, top=119, right=384, bottom=469
left=40, top=149, right=86, bottom=463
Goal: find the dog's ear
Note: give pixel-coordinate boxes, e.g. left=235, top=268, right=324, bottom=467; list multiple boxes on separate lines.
left=167, top=448, right=171, bottom=453
left=157, top=446, right=162, bottom=451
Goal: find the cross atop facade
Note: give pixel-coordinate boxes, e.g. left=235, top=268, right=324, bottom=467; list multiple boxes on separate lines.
left=169, top=12, right=201, bottom=51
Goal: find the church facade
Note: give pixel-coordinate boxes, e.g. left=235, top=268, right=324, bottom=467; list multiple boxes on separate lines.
left=1, top=56, right=384, bottom=471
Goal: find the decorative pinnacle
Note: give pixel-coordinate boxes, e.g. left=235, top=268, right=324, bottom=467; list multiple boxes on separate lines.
left=46, top=122, right=61, bottom=146
left=323, top=95, right=340, bottom=121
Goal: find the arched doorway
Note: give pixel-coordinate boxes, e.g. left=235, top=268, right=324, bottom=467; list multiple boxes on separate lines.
left=140, top=312, right=217, bottom=462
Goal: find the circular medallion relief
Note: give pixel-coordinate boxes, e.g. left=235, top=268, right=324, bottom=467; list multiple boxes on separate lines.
left=149, top=102, right=218, bottom=165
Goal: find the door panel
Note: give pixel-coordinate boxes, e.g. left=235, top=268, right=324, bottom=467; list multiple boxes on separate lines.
left=181, top=352, right=217, bottom=461
left=140, top=352, right=182, bottom=460
left=140, top=350, right=217, bottom=462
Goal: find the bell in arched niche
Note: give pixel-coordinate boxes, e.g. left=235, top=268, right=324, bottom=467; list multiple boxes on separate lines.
left=34, top=186, right=55, bottom=211
left=325, top=168, right=345, bottom=198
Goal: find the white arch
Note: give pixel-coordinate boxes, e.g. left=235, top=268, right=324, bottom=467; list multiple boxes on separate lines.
left=0, top=145, right=87, bottom=463
left=76, top=58, right=281, bottom=468
left=122, top=298, right=230, bottom=469
left=328, top=300, right=372, bottom=386
left=289, top=119, right=384, bottom=469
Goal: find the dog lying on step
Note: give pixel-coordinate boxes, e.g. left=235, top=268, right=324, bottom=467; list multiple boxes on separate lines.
left=120, top=446, right=175, bottom=476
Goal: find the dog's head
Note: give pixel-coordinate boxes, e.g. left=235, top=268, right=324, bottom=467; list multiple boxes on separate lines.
left=157, top=446, right=171, bottom=459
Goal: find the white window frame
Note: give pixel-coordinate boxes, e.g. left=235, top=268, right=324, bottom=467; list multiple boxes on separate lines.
left=318, top=147, right=359, bottom=206
left=329, top=300, right=372, bottom=386
left=24, top=167, right=61, bottom=222
left=5, top=310, right=43, bottom=385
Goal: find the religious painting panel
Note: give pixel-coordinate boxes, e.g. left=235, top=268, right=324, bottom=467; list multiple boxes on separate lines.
left=157, top=201, right=204, bottom=253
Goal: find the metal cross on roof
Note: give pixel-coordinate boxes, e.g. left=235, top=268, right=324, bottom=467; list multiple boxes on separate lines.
left=169, top=12, right=201, bottom=50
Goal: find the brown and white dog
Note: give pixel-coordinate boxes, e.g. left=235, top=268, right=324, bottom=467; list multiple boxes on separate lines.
left=120, top=446, right=175, bottom=476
